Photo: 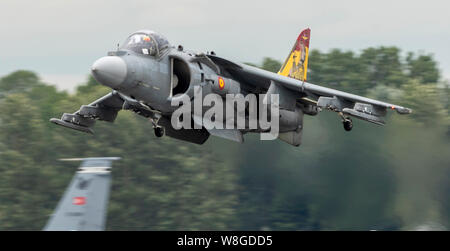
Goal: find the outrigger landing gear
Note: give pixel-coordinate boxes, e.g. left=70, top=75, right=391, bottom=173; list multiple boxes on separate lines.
left=339, top=112, right=353, bottom=131
left=343, top=118, right=353, bottom=131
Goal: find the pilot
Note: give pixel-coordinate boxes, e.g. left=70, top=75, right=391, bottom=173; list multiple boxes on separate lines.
left=120, top=31, right=170, bottom=58
left=124, top=33, right=157, bottom=56
left=141, top=35, right=155, bottom=55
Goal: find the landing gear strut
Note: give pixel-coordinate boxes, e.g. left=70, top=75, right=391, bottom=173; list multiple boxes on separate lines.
left=339, top=112, right=353, bottom=131
left=154, top=126, right=164, bottom=137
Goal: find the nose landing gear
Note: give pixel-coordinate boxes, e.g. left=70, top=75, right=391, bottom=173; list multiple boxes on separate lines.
left=154, top=126, right=165, bottom=137
left=150, top=117, right=165, bottom=138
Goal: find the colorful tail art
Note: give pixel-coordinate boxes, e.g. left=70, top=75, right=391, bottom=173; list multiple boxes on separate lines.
left=278, top=28, right=311, bottom=81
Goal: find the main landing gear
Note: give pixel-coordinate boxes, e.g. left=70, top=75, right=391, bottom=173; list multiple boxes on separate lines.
left=339, top=112, right=353, bottom=131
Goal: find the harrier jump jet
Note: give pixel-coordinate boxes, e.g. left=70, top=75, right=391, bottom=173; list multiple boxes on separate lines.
left=51, top=29, right=411, bottom=146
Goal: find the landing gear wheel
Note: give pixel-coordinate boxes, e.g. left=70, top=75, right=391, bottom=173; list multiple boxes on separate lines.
left=154, top=127, right=164, bottom=137
left=343, top=118, right=353, bottom=131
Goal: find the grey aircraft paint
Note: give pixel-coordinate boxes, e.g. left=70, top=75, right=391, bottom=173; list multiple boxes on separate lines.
left=43, top=157, right=120, bottom=231
left=50, top=29, right=412, bottom=146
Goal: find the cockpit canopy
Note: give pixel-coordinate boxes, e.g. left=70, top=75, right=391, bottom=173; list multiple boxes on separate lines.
left=120, top=30, right=170, bottom=57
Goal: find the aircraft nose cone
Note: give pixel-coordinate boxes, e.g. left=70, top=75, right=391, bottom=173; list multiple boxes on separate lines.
left=91, top=56, right=127, bottom=89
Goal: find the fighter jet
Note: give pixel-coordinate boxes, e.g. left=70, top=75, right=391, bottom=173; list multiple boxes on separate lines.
left=44, top=157, right=120, bottom=231
left=51, top=29, right=411, bottom=146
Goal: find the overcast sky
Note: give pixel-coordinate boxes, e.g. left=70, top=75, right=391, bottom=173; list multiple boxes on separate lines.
left=1, top=0, right=449, bottom=91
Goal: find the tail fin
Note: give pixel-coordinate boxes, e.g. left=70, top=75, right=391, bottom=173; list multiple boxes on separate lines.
left=278, top=28, right=311, bottom=81
left=44, top=157, right=120, bottom=231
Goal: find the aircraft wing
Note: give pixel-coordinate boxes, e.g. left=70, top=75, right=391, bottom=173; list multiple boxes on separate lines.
left=51, top=90, right=158, bottom=134
left=207, top=55, right=412, bottom=125
left=50, top=92, right=124, bottom=134
left=50, top=90, right=210, bottom=144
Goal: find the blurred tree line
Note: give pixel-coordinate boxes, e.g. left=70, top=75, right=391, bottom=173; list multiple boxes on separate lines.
left=0, top=47, right=449, bottom=230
